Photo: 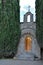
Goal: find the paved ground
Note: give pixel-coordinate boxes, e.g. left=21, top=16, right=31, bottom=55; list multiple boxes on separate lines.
left=0, top=59, right=43, bottom=65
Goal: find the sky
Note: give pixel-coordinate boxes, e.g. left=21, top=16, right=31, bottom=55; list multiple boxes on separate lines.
left=20, top=0, right=36, bottom=22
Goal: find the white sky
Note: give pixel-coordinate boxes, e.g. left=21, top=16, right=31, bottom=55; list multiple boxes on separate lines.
left=20, top=0, right=36, bottom=22
left=20, top=0, right=35, bottom=8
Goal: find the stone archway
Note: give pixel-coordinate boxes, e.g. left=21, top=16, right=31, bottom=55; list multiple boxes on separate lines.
left=24, top=12, right=33, bottom=22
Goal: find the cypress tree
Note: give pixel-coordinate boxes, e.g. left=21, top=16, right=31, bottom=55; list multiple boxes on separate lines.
left=36, top=0, right=43, bottom=47
left=0, top=0, right=21, bottom=58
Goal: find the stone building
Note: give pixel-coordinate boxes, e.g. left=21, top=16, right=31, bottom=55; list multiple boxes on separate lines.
left=16, top=11, right=40, bottom=60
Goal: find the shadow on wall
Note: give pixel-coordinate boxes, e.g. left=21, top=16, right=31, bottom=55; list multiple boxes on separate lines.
left=41, top=48, right=43, bottom=60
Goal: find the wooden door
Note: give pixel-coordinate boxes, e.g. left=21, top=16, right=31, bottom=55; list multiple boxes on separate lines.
left=25, top=36, right=32, bottom=52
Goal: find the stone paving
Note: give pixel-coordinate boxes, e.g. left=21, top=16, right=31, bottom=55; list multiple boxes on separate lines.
left=0, top=59, right=43, bottom=65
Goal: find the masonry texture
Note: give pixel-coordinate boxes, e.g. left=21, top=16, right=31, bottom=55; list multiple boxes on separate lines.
left=16, top=11, right=40, bottom=60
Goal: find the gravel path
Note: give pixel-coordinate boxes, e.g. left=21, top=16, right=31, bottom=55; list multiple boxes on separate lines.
left=0, top=59, right=43, bottom=65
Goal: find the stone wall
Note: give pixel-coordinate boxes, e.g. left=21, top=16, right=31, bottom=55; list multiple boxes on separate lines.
left=16, top=11, right=40, bottom=60
left=16, top=22, right=40, bottom=60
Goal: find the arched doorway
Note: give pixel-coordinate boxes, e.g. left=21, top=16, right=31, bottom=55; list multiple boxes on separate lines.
left=25, top=36, right=32, bottom=52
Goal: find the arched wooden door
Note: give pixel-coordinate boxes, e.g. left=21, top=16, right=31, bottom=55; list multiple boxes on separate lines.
left=25, top=36, right=32, bottom=52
